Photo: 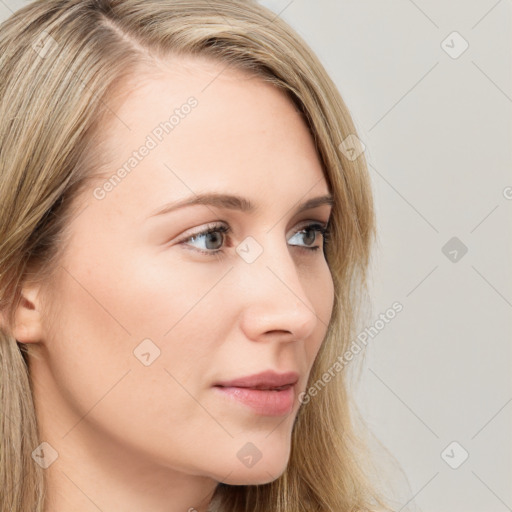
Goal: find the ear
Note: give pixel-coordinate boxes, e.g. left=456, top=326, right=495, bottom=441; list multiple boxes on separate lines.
left=11, top=284, right=44, bottom=344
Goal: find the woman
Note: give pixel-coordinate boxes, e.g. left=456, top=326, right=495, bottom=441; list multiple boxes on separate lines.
left=0, top=0, right=396, bottom=510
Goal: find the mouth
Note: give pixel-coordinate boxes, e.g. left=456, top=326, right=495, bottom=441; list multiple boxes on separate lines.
left=212, top=370, right=300, bottom=416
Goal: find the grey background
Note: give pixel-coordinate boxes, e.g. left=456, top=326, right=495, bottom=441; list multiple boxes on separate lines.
left=1, top=1, right=511, bottom=511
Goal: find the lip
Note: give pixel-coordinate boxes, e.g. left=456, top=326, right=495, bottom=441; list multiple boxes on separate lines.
left=213, top=370, right=299, bottom=416
left=213, top=384, right=296, bottom=416
left=214, top=370, right=299, bottom=389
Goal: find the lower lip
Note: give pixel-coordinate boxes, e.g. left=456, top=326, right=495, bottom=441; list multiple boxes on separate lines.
left=213, top=385, right=295, bottom=416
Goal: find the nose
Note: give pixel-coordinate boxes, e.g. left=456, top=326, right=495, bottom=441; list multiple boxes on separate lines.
left=235, top=235, right=320, bottom=343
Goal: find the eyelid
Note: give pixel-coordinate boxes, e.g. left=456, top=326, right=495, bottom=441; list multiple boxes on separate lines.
left=178, top=218, right=328, bottom=239
left=176, top=221, right=230, bottom=243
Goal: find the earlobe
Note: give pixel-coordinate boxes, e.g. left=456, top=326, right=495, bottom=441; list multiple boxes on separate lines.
left=12, top=285, right=44, bottom=344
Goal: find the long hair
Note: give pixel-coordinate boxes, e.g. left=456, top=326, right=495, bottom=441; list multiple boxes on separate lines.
left=0, top=1, right=396, bottom=510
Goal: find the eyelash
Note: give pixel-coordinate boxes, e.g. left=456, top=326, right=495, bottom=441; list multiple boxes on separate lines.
left=178, top=222, right=331, bottom=257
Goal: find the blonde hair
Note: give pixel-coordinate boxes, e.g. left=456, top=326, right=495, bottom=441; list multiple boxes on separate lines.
left=0, top=1, right=396, bottom=510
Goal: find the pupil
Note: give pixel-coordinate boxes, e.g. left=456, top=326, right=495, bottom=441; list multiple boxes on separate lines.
left=206, top=232, right=222, bottom=250
left=304, top=228, right=316, bottom=246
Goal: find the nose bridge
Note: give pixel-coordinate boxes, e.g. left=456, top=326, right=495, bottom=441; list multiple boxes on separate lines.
left=235, top=233, right=317, bottom=340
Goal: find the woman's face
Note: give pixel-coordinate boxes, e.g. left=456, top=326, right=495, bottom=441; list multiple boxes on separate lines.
left=32, top=56, right=335, bottom=486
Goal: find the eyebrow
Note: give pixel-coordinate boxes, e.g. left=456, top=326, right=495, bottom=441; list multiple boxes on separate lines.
left=148, top=192, right=334, bottom=219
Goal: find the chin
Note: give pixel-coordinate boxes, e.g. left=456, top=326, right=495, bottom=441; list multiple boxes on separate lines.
left=220, top=451, right=291, bottom=486
left=221, top=465, right=288, bottom=486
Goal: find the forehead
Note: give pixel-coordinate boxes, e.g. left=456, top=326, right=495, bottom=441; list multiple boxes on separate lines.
left=87, top=55, right=328, bottom=220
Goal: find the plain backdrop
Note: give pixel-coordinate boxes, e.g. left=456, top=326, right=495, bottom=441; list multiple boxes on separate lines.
left=1, top=1, right=511, bottom=511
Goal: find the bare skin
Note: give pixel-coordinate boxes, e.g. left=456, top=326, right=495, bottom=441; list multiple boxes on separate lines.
left=13, top=56, right=335, bottom=512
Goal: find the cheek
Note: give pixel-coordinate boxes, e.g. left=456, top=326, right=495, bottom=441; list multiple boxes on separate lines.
left=42, top=250, right=220, bottom=453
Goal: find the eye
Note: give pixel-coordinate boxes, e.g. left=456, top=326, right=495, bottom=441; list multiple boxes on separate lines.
left=181, top=223, right=231, bottom=254
left=178, top=221, right=330, bottom=257
left=288, top=222, right=329, bottom=251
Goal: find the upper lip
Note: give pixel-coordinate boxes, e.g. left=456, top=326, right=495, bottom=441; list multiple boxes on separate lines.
left=214, top=370, right=299, bottom=390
